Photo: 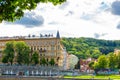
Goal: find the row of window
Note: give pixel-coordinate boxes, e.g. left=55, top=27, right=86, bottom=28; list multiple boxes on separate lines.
left=39, top=53, right=56, bottom=56
left=26, top=40, right=59, bottom=46
left=30, top=45, right=60, bottom=51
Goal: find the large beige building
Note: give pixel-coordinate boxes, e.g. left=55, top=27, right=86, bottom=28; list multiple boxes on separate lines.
left=0, top=31, right=64, bottom=66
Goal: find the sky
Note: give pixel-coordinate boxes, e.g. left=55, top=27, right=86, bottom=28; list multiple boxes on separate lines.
left=1, top=0, right=120, bottom=40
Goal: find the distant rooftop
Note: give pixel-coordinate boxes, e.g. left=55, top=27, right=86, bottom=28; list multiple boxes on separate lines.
left=0, top=33, right=54, bottom=40
left=0, top=31, right=60, bottom=40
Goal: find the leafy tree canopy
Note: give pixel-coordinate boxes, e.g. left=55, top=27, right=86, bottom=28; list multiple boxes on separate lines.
left=68, top=54, right=78, bottom=69
left=31, top=51, right=39, bottom=65
left=89, top=61, right=94, bottom=69
left=2, top=41, right=15, bottom=65
left=40, top=57, right=47, bottom=65
left=61, top=37, right=120, bottom=59
left=0, top=0, right=66, bottom=22
left=15, top=41, right=30, bottom=65
left=108, top=52, right=117, bottom=69
left=116, top=52, right=120, bottom=69
left=49, top=58, right=55, bottom=65
left=93, top=55, right=109, bottom=69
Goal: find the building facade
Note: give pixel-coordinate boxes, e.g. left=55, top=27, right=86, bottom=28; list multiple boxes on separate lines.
left=0, top=31, right=64, bottom=66
left=80, top=58, right=95, bottom=73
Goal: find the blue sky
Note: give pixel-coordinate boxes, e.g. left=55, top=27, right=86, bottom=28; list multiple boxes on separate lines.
left=1, top=0, right=120, bottom=40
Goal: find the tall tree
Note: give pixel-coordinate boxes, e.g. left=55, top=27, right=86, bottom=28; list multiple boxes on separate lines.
left=93, top=62, right=99, bottom=69
left=94, top=55, right=109, bottom=69
left=49, top=58, right=55, bottom=65
left=0, top=0, right=66, bottom=22
left=116, top=52, right=120, bottom=69
left=68, top=54, right=78, bottom=69
left=31, top=51, right=39, bottom=65
left=15, top=41, right=30, bottom=65
left=2, top=41, right=15, bottom=65
left=2, top=55, right=8, bottom=64
left=40, top=57, right=47, bottom=65
left=22, top=46, right=30, bottom=65
left=108, top=53, right=117, bottom=69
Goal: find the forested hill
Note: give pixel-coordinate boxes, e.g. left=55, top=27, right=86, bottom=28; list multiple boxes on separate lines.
left=61, top=37, right=120, bottom=59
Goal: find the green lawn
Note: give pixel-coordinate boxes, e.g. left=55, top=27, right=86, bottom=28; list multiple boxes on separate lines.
left=64, top=75, right=120, bottom=80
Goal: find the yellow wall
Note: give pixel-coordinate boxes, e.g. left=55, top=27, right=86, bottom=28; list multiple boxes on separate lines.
left=0, top=37, right=64, bottom=66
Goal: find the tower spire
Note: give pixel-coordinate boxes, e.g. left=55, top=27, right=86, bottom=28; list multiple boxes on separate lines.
left=56, top=30, right=60, bottom=38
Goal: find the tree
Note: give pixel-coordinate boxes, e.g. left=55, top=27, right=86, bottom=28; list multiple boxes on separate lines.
left=31, top=51, right=39, bottom=65
left=62, top=38, right=120, bottom=59
left=108, top=53, right=117, bottom=69
left=2, top=41, right=15, bottom=65
left=40, top=57, right=47, bottom=65
left=0, top=0, right=66, bottom=22
left=68, top=54, right=78, bottom=69
left=15, top=41, right=30, bottom=65
left=22, top=46, right=30, bottom=65
left=116, top=52, right=120, bottom=69
left=89, top=61, right=94, bottom=69
left=94, top=55, right=109, bottom=69
left=2, top=55, right=8, bottom=64
left=93, top=62, right=99, bottom=69
left=49, top=58, right=55, bottom=65
left=91, top=49, right=102, bottom=59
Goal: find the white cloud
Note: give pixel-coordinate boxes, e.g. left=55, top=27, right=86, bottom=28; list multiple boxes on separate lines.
left=1, top=0, right=120, bottom=40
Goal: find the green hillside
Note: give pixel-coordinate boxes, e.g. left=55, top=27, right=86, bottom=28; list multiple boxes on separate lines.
left=61, top=37, right=120, bottom=59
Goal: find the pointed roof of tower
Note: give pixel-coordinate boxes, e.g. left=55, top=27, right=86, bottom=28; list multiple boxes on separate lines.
left=56, top=30, right=60, bottom=38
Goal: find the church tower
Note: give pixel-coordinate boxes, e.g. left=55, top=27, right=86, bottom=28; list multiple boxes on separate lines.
left=56, top=30, right=60, bottom=38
